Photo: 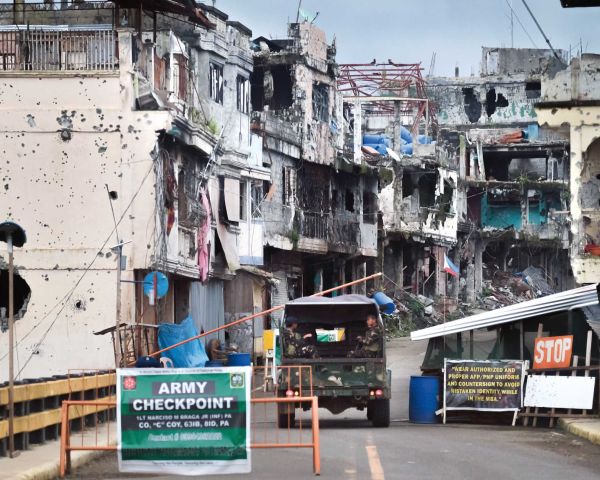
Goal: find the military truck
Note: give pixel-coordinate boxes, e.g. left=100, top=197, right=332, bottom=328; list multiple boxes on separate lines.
left=277, top=294, right=391, bottom=428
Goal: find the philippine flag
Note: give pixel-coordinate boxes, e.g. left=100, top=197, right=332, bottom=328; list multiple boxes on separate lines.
left=443, top=253, right=459, bottom=277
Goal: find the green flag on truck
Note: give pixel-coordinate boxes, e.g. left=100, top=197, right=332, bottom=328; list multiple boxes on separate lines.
left=117, top=367, right=251, bottom=475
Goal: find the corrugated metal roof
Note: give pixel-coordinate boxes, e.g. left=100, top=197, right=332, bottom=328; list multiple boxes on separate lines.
left=581, top=303, right=600, bottom=340
left=410, top=284, right=599, bottom=341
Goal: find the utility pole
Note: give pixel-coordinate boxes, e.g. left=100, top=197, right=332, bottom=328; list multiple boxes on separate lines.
left=510, top=0, right=514, bottom=48
left=0, top=221, right=27, bottom=459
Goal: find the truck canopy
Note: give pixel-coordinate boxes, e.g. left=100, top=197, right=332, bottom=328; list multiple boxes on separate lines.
left=284, top=294, right=380, bottom=326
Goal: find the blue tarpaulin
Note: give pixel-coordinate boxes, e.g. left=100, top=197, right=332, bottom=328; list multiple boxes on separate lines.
left=158, top=316, right=209, bottom=368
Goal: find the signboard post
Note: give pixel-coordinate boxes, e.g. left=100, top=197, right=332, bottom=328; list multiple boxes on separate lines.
left=443, top=359, right=526, bottom=425
left=117, top=367, right=251, bottom=475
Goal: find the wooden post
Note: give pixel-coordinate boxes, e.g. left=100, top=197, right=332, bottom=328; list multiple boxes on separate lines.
left=567, top=355, right=578, bottom=416
left=583, top=330, right=592, bottom=416
left=7, top=234, right=15, bottom=458
left=532, top=323, right=544, bottom=427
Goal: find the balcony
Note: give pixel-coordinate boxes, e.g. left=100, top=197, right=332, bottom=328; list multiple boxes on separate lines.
left=0, top=28, right=117, bottom=72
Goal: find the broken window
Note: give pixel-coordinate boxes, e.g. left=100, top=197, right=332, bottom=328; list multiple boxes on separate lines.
left=363, top=191, right=378, bottom=224
left=0, top=269, right=31, bottom=332
left=312, top=82, right=329, bottom=122
left=485, top=88, right=509, bottom=117
left=209, top=62, right=224, bottom=104
left=525, top=81, right=541, bottom=99
left=173, top=53, right=188, bottom=102
left=402, top=174, right=416, bottom=198
left=251, top=181, right=264, bottom=219
left=219, top=176, right=241, bottom=224
left=236, top=75, right=250, bottom=114
left=250, top=65, right=293, bottom=111
left=345, top=189, right=355, bottom=212
left=462, top=87, right=482, bottom=123
left=419, top=174, right=436, bottom=208
left=239, top=180, right=248, bottom=221
left=282, top=166, right=297, bottom=206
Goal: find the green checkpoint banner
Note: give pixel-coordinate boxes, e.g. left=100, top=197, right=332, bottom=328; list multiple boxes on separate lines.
left=117, top=367, right=251, bottom=475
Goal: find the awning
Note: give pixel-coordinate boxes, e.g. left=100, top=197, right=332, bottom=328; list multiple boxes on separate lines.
left=410, top=284, right=599, bottom=341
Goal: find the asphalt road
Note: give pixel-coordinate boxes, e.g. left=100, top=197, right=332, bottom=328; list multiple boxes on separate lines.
left=69, top=338, right=600, bottom=480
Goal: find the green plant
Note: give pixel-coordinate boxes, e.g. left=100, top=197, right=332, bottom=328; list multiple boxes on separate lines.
left=207, top=119, right=219, bottom=135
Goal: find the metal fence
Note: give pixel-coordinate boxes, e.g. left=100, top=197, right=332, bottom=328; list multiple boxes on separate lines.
left=0, top=29, right=117, bottom=72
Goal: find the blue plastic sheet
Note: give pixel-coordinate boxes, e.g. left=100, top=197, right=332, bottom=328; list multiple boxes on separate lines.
left=158, top=316, right=209, bottom=368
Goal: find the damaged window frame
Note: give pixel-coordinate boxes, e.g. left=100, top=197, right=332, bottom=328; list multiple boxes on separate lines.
left=312, top=82, right=329, bottom=123
left=236, top=75, right=250, bottom=114
left=209, top=62, right=224, bottom=104
left=282, top=166, right=297, bottom=206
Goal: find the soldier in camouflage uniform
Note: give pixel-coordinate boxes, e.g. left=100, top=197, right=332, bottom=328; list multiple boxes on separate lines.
left=352, top=314, right=382, bottom=358
left=283, top=317, right=318, bottom=359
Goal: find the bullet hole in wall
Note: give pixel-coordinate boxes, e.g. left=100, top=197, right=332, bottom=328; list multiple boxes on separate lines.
left=109, top=190, right=118, bottom=200
left=0, top=269, right=32, bottom=332
left=61, top=129, right=72, bottom=142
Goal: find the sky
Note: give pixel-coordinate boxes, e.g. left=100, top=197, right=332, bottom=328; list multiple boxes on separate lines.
left=214, top=0, right=600, bottom=77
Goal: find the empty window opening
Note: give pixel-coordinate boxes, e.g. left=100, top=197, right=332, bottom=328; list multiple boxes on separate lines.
left=363, top=191, right=377, bottom=224
left=250, top=65, right=293, bottom=111
left=0, top=269, right=31, bottom=332
left=312, top=82, right=329, bottom=122
left=462, top=87, right=482, bottom=123
left=345, top=189, right=355, bottom=212
left=236, top=75, right=250, bottom=114
left=525, top=81, right=541, bottom=99
left=485, top=88, right=510, bottom=117
left=418, top=174, right=436, bottom=207
left=402, top=174, right=416, bottom=198
left=240, top=180, right=248, bottom=221
left=209, top=63, right=224, bottom=104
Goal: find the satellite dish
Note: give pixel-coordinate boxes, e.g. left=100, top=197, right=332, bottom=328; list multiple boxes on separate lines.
left=143, top=271, right=169, bottom=299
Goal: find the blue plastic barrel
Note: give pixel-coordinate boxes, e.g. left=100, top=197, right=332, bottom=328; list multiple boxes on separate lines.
left=409, top=375, right=440, bottom=423
left=205, top=360, right=224, bottom=367
left=400, top=126, right=413, bottom=144
left=373, top=292, right=395, bottom=314
left=363, top=134, right=391, bottom=146
left=227, top=353, right=251, bottom=366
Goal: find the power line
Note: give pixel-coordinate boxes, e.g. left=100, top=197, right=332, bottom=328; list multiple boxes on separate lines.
left=504, top=0, right=539, bottom=49
left=520, top=0, right=566, bottom=65
left=8, top=161, right=156, bottom=376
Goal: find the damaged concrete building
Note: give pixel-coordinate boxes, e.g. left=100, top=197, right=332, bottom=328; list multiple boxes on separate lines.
left=338, top=62, right=459, bottom=309
left=0, top=0, right=268, bottom=376
left=536, top=53, right=600, bottom=285
left=250, top=23, right=379, bottom=323
left=426, top=47, right=575, bottom=307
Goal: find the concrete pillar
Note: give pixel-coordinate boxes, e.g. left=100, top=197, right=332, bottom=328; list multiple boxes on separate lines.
left=356, top=261, right=366, bottom=295
left=394, top=245, right=404, bottom=291
left=466, top=263, right=476, bottom=303
left=451, top=248, right=460, bottom=300
left=474, top=239, right=483, bottom=296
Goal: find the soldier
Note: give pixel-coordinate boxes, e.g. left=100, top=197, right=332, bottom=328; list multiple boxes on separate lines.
left=352, top=314, right=382, bottom=358
left=283, top=316, right=318, bottom=359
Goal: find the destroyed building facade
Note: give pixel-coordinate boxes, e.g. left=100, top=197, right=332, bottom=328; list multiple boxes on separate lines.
left=428, top=47, right=575, bottom=306
left=0, top=0, right=267, bottom=376
left=250, top=23, right=379, bottom=322
left=537, top=53, right=600, bottom=285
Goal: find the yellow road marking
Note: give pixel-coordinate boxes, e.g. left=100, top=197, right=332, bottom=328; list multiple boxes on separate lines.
left=366, top=445, right=385, bottom=480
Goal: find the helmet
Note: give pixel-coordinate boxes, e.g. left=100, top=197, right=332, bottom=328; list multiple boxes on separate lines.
left=285, top=316, right=298, bottom=327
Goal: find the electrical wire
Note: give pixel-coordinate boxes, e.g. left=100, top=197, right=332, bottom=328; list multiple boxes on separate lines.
left=8, top=161, right=156, bottom=376
left=520, top=0, right=566, bottom=65
left=504, top=0, right=539, bottom=49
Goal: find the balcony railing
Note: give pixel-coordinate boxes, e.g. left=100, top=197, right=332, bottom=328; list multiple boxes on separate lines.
left=0, top=29, right=117, bottom=72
